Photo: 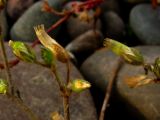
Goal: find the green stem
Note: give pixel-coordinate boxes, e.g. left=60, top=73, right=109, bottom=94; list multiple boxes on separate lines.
left=0, top=27, right=13, bottom=94
left=51, top=65, right=64, bottom=90
left=51, top=65, right=70, bottom=120
left=7, top=94, right=41, bottom=120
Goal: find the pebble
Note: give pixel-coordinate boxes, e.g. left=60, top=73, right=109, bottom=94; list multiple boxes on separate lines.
left=10, top=0, right=64, bottom=42
left=130, top=4, right=160, bottom=45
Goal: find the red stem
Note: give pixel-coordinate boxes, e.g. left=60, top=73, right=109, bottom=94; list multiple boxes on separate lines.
left=79, top=0, right=103, bottom=9
left=152, top=0, right=158, bottom=9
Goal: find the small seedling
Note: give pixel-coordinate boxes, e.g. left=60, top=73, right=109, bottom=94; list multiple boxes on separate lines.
left=9, top=24, right=91, bottom=120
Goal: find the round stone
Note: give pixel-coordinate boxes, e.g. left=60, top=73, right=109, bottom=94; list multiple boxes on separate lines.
left=10, top=0, right=64, bottom=42
left=130, top=4, right=160, bottom=45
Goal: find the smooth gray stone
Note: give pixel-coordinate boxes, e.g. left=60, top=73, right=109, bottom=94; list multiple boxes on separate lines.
left=7, top=0, right=35, bottom=21
left=81, top=48, right=119, bottom=91
left=66, top=30, right=103, bottom=55
left=130, top=4, right=160, bottom=45
left=65, top=1, right=101, bottom=39
left=10, top=0, right=64, bottom=42
left=100, top=0, right=120, bottom=13
left=0, top=43, right=97, bottom=120
left=103, top=11, right=125, bottom=39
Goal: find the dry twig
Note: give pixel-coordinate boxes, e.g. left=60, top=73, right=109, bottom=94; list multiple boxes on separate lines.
left=99, top=59, right=123, bottom=120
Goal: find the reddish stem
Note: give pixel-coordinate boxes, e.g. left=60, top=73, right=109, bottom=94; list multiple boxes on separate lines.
left=152, top=0, right=158, bottom=9
left=79, top=0, right=103, bottom=9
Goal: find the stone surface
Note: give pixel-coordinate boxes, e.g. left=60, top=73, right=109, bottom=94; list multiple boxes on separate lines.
left=66, top=30, right=103, bottom=56
left=81, top=48, right=119, bottom=91
left=0, top=10, right=8, bottom=40
left=65, top=1, right=102, bottom=39
left=10, top=0, right=64, bottom=42
left=100, top=0, right=120, bottom=13
left=81, top=45, right=160, bottom=120
left=66, top=15, right=101, bottom=40
left=7, top=0, right=35, bottom=21
left=0, top=43, right=97, bottom=120
left=103, top=11, right=125, bottom=39
left=130, top=4, right=160, bottom=45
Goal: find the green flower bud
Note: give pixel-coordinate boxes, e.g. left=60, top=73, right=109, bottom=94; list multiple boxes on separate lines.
left=68, top=79, right=91, bottom=93
left=0, top=79, right=8, bottom=94
left=9, top=40, right=36, bottom=63
left=41, top=47, right=55, bottom=66
left=104, top=38, right=144, bottom=65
